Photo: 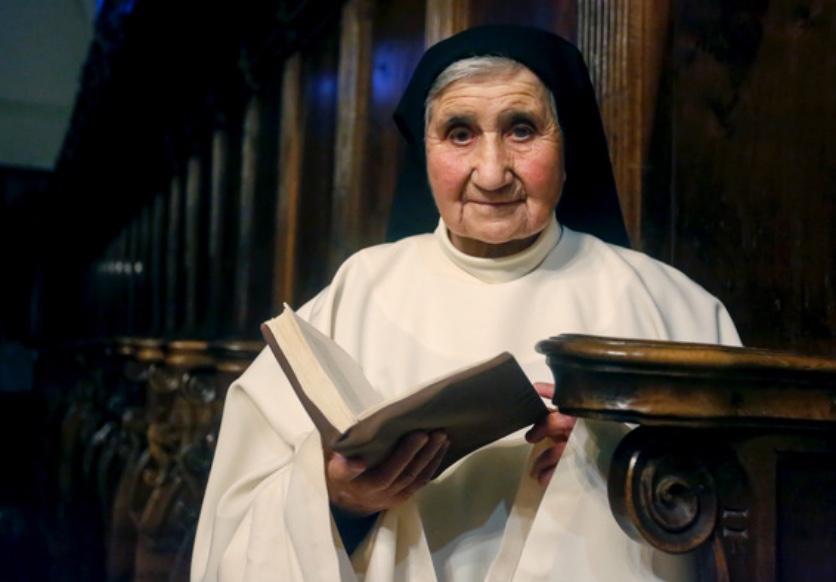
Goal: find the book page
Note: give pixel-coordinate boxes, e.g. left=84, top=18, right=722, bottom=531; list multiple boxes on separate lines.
left=295, top=317, right=381, bottom=416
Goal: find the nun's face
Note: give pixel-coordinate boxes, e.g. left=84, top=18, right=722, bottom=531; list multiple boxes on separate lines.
left=425, top=66, right=564, bottom=258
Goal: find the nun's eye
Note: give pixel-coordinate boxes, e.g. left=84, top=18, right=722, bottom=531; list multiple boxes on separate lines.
left=449, top=126, right=474, bottom=144
left=510, top=123, right=536, bottom=141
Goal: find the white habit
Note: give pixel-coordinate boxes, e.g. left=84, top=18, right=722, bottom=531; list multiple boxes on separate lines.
left=191, top=218, right=740, bottom=582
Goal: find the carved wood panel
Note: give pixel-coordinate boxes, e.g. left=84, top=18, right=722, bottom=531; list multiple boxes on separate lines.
left=206, top=128, right=238, bottom=338
left=232, top=87, right=281, bottom=339
left=643, top=0, right=836, bottom=355
left=577, top=0, right=670, bottom=248
left=294, top=34, right=342, bottom=305
left=165, top=174, right=184, bottom=336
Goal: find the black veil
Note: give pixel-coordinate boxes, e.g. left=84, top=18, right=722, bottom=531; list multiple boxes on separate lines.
left=386, top=24, right=630, bottom=248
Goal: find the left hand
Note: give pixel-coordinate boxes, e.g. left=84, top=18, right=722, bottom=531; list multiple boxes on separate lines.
left=524, top=382, right=577, bottom=486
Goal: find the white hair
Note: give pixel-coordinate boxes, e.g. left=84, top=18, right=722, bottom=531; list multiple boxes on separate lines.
left=424, top=56, right=559, bottom=131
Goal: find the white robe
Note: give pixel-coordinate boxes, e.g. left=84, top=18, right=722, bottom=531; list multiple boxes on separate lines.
left=191, top=219, right=740, bottom=582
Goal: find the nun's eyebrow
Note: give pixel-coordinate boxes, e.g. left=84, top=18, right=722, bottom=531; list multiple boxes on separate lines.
left=499, top=110, right=540, bottom=127
left=438, top=113, right=476, bottom=131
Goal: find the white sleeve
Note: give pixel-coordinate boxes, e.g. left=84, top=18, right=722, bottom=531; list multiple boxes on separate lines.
left=190, top=294, right=353, bottom=581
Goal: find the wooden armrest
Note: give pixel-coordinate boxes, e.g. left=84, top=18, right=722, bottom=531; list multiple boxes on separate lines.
left=537, top=334, right=836, bottom=581
left=536, top=334, right=836, bottom=429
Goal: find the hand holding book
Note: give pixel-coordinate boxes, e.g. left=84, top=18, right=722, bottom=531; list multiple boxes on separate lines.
left=524, top=382, right=577, bottom=486
left=325, top=429, right=451, bottom=516
left=261, top=305, right=549, bottom=479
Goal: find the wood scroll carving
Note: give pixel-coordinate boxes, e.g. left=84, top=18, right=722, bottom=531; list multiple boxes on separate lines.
left=537, top=334, right=836, bottom=582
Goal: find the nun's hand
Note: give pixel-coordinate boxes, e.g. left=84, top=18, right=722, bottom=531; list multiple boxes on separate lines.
left=525, top=382, right=577, bottom=486
left=325, top=430, right=449, bottom=516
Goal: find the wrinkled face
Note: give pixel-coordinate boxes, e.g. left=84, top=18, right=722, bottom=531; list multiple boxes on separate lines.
left=425, top=66, right=564, bottom=258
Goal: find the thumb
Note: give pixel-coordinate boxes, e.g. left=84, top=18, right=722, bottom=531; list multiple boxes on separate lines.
left=533, top=382, right=555, bottom=400
left=328, top=453, right=367, bottom=482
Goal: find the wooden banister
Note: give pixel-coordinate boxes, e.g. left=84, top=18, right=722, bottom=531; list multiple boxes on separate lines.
left=537, top=335, right=836, bottom=582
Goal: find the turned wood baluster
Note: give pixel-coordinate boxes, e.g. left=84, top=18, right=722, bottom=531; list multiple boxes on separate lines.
left=106, top=338, right=164, bottom=582
left=56, top=340, right=111, bottom=580
left=93, top=338, right=139, bottom=547
left=133, top=341, right=215, bottom=582
left=167, top=340, right=265, bottom=576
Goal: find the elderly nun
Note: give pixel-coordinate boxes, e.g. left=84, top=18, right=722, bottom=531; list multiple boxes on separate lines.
left=191, top=24, right=740, bottom=582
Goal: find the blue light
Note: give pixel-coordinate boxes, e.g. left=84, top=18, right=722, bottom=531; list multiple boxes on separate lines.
left=96, top=0, right=135, bottom=16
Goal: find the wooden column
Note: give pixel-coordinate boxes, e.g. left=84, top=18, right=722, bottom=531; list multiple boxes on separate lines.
left=121, top=217, right=137, bottom=336
left=206, top=131, right=226, bottom=335
left=577, top=0, right=670, bottom=248
left=135, top=202, right=153, bottom=337
left=165, top=174, right=184, bottom=336
left=84, top=247, right=109, bottom=339
left=183, top=154, right=203, bottom=334
left=232, top=89, right=280, bottom=337
left=363, top=0, right=427, bottom=245
left=468, top=0, right=576, bottom=39
left=425, top=0, right=470, bottom=46
left=330, top=0, right=374, bottom=274
left=233, top=97, right=259, bottom=334
left=280, top=30, right=340, bottom=307
left=206, top=127, right=236, bottom=337
left=96, top=231, right=130, bottom=338
left=273, top=54, right=304, bottom=309
left=149, top=190, right=167, bottom=338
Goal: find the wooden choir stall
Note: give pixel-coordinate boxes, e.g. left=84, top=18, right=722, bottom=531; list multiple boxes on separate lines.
left=538, top=335, right=836, bottom=582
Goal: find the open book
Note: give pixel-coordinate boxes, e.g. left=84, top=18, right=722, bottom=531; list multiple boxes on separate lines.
left=260, top=305, right=548, bottom=477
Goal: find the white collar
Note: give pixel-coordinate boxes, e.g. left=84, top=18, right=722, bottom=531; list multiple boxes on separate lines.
left=434, top=216, right=562, bottom=283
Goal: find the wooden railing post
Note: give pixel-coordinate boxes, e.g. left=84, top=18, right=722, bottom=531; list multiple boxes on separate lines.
left=106, top=337, right=164, bottom=582
left=133, top=340, right=215, bottom=582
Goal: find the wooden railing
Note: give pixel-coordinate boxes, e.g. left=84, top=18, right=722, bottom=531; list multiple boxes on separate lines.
left=53, top=337, right=261, bottom=582
left=538, top=335, right=836, bottom=582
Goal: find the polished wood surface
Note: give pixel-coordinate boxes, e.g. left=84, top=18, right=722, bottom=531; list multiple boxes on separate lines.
left=294, top=30, right=340, bottom=304
left=365, top=0, right=426, bottom=244
left=330, top=0, right=374, bottom=275
left=537, top=334, right=836, bottom=428
left=232, top=90, right=280, bottom=338
left=274, top=53, right=304, bottom=308
left=183, top=155, right=204, bottom=333
left=539, top=334, right=836, bottom=582
left=149, top=192, right=167, bottom=338
left=425, top=0, right=468, bottom=45
left=206, top=128, right=236, bottom=338
left=164, top=175, right=183, bottom=336
left=642, top=0, right=836, bottom=355
left=577, top=0, right=670, bottom=247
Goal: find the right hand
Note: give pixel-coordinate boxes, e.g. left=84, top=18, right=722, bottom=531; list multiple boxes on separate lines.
left=325, top=430, right=450, bottom=516
left=525, top=382, right=577, bottom=486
